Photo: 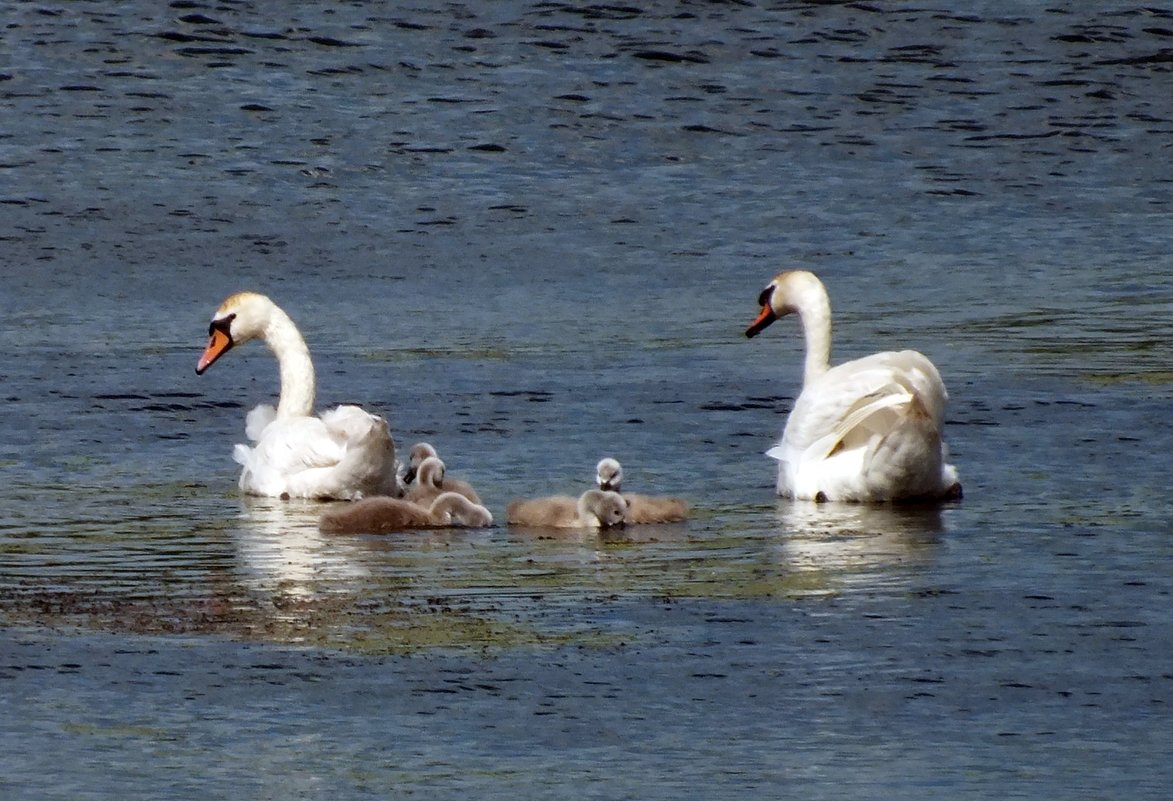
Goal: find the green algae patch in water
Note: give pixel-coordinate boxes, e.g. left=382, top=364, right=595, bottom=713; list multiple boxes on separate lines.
left=1085, top=370, right=1173, bottom=386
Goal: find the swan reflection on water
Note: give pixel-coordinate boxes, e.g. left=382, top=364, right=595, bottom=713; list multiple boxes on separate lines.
left=233, top=497, right=370, bottom=598
left=773, top=500, right=948, bottom=574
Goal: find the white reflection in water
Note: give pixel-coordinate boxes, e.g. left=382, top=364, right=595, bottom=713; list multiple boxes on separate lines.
left=233, top=498, right=369, bottom=598
left=773, top=500, right=946, bottom=575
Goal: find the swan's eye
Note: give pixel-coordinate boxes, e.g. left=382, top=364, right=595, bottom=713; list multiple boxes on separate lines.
left=208, top=313, right=236, bottom=339
left=757, top=286, right=773, bottom=308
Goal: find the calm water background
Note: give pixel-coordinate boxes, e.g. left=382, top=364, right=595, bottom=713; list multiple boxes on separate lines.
left=2, top=1, right=1172, bottom=798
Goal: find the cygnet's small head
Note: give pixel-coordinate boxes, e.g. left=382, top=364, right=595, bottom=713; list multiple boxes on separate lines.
left=596, top=457, right=623, bottom=493
left=432, top=492, right=493, bottom=527
left=403, top=442, right=439, bottom=484
left=196, top=291, right=273, bottom=374
left=462, top=504, right=493, bottom=528
left=598, top=492, right=628, bottom=528
left=582, top=489, right=627, bottom=529
left=744, top=270, right=822, bottom=339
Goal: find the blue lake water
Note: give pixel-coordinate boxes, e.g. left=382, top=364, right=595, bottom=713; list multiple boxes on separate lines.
left=1, top=2, right=1172, bottom=798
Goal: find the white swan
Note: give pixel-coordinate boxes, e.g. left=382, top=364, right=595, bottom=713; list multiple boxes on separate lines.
left=506, top=489, right=628, bottom=529
left=596, top=458, right=689, bottom=523
left=196, top=291, right=400, bottom=501
left=745, top=270, right=961, bottom=502
left=402, top=442, right=482, bottom=504
left=319, top=492, right=493, bottom=534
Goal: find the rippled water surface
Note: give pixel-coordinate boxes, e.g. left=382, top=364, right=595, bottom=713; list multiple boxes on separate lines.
left=2, top=2, right=1172, bottom=799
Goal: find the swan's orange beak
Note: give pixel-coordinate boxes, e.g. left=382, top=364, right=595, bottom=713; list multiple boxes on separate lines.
left=196, top=328, right=233, bottom=375
left=745, top=305, right=777, bottom=339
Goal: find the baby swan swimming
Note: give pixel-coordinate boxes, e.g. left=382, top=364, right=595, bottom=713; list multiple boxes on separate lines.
left=319, top=492, right=493, bottom=534
left=506, top=489, right=628, bottom=529
left=402, top=442, right=482, bottom=504
left=596, top=458, right=689, bottom=524
left=402, top=455, right=484, bottom=508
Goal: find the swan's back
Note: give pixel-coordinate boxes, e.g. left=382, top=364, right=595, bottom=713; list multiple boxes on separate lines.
left=239, top=406, right=399, bottom=501
left=777, top=349, right=957, bottom=502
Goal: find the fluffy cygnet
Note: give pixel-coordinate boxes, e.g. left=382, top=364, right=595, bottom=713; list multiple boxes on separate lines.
left=506, top=489, right=627, bottom=529
left=403, top=442, right=482, bottom=504
left=595, top=457, right=689, bottom=524
left=319, top=491, right=493, bottom=534
left=403, top=456, right=448, bottom=506
left=403, top=442, right=438, bottom=483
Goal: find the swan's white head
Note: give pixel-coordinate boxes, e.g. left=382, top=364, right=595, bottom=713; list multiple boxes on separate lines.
left=580, top=489, right=628, bottom=529
left=196, top=291, right=275, bottom=374
left=596, top=458, right=623, bottom=493
left=745, top=270, right=825, bottom=339
left=403, top=442, right=439, bottom=483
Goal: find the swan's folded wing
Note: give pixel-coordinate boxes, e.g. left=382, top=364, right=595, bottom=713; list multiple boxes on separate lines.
left=863, top=350, right=949, bottom=426
left=805, top=385, right=913, bottom=461
left=785, top=360, right=924, bottom=460
left=249, top=417, right=349, bottom=475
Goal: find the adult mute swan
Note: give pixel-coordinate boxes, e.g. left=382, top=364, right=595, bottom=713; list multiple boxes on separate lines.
left=745, top=270, right=961, bottom=503
left=196, top=292, right=400, bottom=501
left=506, top=489, right=628, bottom=529
left=319, top=492, right=493, bottom=534
left=596, top=458, right=689, bottom=523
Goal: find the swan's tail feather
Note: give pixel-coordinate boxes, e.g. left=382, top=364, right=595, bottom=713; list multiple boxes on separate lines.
left=232, top=443, right=254, bottom=469
left=244, top=404, right=277, bottom=442
left=320, top=405, right=383, bottom=442
left=232, top=443, right=260, bottom=492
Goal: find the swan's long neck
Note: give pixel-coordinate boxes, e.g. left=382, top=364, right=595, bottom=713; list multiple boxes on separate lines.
left=262, top=305, right=316, bottom=418
left=794, top=282, right=833, bottom=385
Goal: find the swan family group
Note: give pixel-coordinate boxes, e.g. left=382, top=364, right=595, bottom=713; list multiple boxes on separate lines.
left=196, top=271, right=961, bottom=535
